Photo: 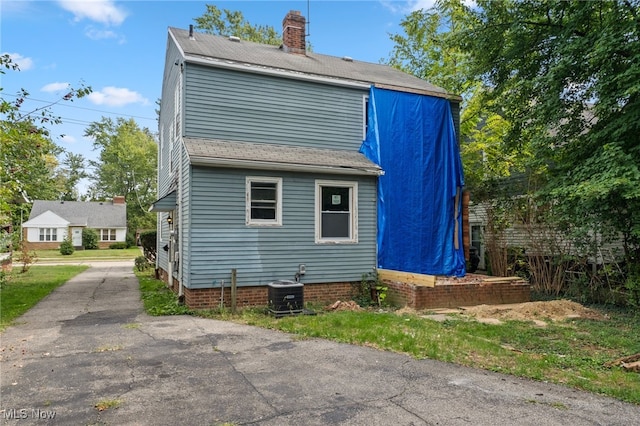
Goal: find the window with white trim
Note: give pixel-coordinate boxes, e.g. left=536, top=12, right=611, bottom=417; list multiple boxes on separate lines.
left=39, top=228, right=57, bottom=241
left=246, top=177, right=282, bottom=226
left=174, top=79, right=181, bottom=141
left=99, top=229, right=117, bottom=241
left=362, top=94, right=369, bottom=140
left=315, top=180, right=358, bottom=243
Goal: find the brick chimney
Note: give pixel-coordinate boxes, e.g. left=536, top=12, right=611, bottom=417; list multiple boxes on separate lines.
left=282, top=10, right=306, bottom=54
left=113, top=196, right=125, bottom=205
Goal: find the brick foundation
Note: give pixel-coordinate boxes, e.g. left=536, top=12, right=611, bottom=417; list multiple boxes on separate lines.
left=156, top=268, right=530, bottom=310
left=23, top=241, right=123, bottom=250
left=156, top=267, right=355, bottom=309
left=385, top=277, right=531, bottom=309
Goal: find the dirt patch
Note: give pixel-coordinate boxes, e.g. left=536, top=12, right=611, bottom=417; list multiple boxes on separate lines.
left=325, top=300, right=363, bottom=312
left=460, top=299, right=606, bottom=323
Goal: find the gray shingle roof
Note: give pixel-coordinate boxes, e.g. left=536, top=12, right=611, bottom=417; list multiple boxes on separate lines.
left=184, top=138, right=382, bottom=176
left=29, top=200, right=127, bottom=228
left=169, top=27, right=458, bottom=100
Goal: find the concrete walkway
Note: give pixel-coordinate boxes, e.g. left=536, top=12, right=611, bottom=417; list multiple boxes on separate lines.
left=1, top=262, right=639, bottom=425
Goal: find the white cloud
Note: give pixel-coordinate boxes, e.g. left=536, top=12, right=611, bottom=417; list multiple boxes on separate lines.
left=60, top=134, right=77, bottom=144
left=84, top=27, right=126, bottom=44
left=87, top=86, right=148, bottom=107
left=41, top=82, right=71, bottom=93
left=380, top=0, right=436, bottom=14
left=57, top=0, right=128, bottom=26
left=4, top=52, right=34, bottom=71
left=381, top=0, right=475, bottom=14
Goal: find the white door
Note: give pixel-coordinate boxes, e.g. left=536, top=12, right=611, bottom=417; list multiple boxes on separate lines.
left=71, top=227, right=83, bottom=247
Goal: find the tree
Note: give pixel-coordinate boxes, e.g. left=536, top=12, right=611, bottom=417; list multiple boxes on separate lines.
left=57, top=152, right=89, bottom=201
left=387, top=1, right=533, bottom=199
left=1, top=54, right=92, bottom=229
left=194, top=4, right=281, bottom=45
left=463, top=0, right=640, bottom=272
left=86, top=117, right=157, bottom=235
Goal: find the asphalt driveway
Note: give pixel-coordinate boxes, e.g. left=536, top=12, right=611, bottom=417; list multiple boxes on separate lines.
left=1, top=262, right=639, bottom=425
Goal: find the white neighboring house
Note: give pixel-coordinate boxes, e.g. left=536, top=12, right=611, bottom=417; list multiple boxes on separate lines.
left=22, top=197, right=127, bottom=250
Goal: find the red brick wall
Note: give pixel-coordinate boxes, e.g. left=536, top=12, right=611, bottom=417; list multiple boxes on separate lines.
left=156, top=267, right=356, bottom=309
left=282, top=10, right=306, bottom=54
left=156, top=267, right=530, bottom=310
left=386, top=280, right=531, bottom=309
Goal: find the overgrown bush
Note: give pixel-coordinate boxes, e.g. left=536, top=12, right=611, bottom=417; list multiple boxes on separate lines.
left=109, top=242, right=128, bottom=249
left=17, top=240, right=37, bottom=273
left=59, top=239, right=75, bottom=255
left=82, top=228, right=99, bottom=250
left=139, top=230, right=157, bottom=261
left=0, top=270, right=9, bottom=289
left=135, top=255, right=151, bottom=271
left=126, top=233, right=136, bottom=248
left=353, top=271, right=388, bottom=307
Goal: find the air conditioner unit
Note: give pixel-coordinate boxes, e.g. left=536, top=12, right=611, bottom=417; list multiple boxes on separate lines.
left=268, top=280, right=303, bottom=317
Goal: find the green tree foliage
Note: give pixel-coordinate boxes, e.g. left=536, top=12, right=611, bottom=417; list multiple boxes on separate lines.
left=194, top=4, right=281, bottom=45
left=1, top=54, right=92, bottom=229
left=86, top=117, right=157, bottom=236
left=387, top=1, right=533, bottom=199
left=463, top=0, right=640, bottom=266
left=58, top=152, right=89, bottom=201
left=82, top=228, right=99, bottom=250
left=139, top=230, right=157, bottom=261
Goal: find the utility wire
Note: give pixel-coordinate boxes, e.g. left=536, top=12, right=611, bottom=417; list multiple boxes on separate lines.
left=0, top=92, right=157, bottom=122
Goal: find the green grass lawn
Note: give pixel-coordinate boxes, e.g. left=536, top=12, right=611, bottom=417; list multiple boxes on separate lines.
left=0, top=265, right=89, bottom=330
left=133, top=269, right=640, bottom=405
left=33, top=247, right=141, bottom=260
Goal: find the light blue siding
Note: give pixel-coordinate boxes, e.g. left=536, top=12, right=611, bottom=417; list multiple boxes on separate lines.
left=159, top=37, right=379, bottom=290
left=184, top=64, right=368, bottom=151
left=186, top=167, right=377, bottom=289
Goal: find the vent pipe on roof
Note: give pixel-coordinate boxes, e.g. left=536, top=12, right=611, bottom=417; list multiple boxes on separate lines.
left=189, top=24, right=194, bottom=40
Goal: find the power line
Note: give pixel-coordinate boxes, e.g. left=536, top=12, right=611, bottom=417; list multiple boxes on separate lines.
left=0, top=92, right=158, bottom=122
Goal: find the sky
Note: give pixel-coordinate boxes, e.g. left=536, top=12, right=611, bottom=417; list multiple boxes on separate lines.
left=1, top=0, right=435, bottom=195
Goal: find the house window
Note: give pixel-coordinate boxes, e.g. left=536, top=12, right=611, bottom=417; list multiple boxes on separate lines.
left=362, top=94, right=369, bottom=140
left=315, top=180, right=358, bottom=243
left=99, top=229, right=117, bottom=241
left=174, top=80, right=181, bottom=140
left=39, top=228, right=57, bottom=242
left=246, top=177, right=282, bottom=226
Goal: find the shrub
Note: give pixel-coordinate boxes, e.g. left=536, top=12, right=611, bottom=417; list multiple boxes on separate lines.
left=135, top=255, right=151, bottom=271
left=139, top=230, right=157, bottom=261
left=60, top=239, right=75, bottom=255
left=126, top=233, right=136, bottom=248
left=82, top=228, right=99, bottom=250
left=109, top=242, right=128, bottom=249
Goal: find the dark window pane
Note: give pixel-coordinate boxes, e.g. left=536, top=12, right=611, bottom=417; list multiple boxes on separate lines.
left=251, top=207, right=276, bottom=220
left=322, top=212, right=350, bottom=238
left=322, top=187, right=349, bottom=212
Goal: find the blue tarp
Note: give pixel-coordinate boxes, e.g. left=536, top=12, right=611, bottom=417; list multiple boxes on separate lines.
left=360, top=87, right=466, bottom=277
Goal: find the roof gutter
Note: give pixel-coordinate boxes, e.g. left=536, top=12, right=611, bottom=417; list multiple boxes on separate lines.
left=169, top=30, right=461, bottom=100
left=189, top=156, right=383, bottom=176
left=183, top=54, right=372, bottom=91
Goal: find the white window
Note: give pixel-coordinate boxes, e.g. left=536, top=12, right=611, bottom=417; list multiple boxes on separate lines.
left=362, top=94, right=369, bottom=140
left=39, top=228, right=57, bottom=242
left=174, top=81, right=181, bottom=140
left=315, top=180, right=358, bottom=243
left=100, top=229, right=117, bottom=241
left=246, top=177, right=282, bottom=226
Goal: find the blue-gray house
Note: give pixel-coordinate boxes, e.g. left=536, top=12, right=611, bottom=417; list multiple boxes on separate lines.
left=152, top=11, right=465, bottom=308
